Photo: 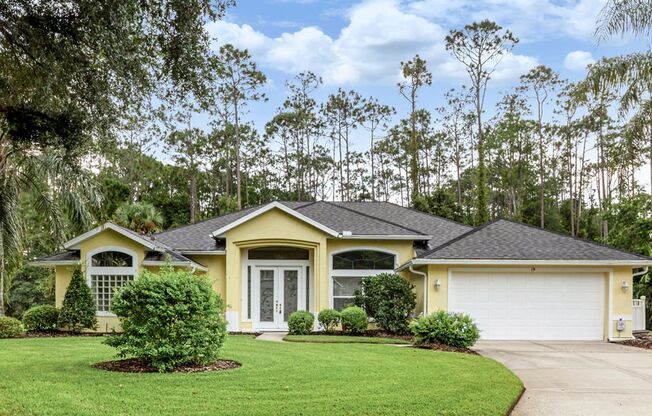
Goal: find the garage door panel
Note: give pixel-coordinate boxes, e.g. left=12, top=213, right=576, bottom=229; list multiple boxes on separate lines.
left=449, top=271, right=605, bottom=341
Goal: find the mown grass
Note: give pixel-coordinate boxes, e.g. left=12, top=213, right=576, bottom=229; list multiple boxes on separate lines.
left=284, top=334, right=411, bottom=344
left=0, top=335, right=522, bottom=416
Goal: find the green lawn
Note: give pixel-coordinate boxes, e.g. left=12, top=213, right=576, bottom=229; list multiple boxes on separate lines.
left=0, top=335, right=523, bottom=416
left=284, top=335, right=412, bottom=344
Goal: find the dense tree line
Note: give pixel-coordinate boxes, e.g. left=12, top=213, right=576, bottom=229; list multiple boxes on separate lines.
left=1, top=0, right=650, bottom=316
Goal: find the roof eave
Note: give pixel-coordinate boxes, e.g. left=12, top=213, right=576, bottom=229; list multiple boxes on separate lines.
left=210, top=201, right=340, bottom=238
left=63, top=223, right=162, bottom=251
left=30, top=260, right=80, bottom=267
left=335, top=234, right=432, bottom=240
left=408, top=258, right=652, bottom=266
left=141, top=260, right=208, bottom=272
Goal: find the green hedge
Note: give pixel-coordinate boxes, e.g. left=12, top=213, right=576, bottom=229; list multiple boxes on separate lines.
left=340, top=306, right=367, bottom=334
left=0, top=317, right=24, bottom=338
left=317, top=309, right=340, bottom=333
left=23, top=305, right=60, bottom=331
left=410, top=311, right=480, bottom=348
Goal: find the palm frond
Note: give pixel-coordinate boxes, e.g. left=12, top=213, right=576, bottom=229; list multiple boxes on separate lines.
left=596, top=0, right=652, bottom=40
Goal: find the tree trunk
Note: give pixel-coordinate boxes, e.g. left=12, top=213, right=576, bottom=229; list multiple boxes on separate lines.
left=370, top=126, right=375, bottom=201
left=409, top=88, right=419, bottom=203
left=234, top=98, right=242, bottom=209
left=0, top=219, right=4, bottom=317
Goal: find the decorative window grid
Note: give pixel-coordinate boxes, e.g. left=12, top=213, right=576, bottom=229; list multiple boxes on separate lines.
left=90, top=274, right=134, bottom=313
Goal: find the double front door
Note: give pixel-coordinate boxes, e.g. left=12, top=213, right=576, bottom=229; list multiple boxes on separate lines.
left=252, top=266, right=305, bottom=330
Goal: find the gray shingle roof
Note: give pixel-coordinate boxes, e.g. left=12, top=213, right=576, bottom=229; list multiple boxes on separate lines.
left=330, top=201, right=472, bottom=250
left=152, top=201, right=466, bottom=252
left=419, top=219, right=652, bottom=262
left=33, top=250, right=80, bottom=263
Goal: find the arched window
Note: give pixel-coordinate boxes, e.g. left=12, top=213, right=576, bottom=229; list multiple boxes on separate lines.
left=330, top=249, right=397, bottom=311
left=87, top=248, right=137, bottom=315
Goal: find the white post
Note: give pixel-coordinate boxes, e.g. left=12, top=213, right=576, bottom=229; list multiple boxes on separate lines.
left=633, top=296, right=646, bottom=331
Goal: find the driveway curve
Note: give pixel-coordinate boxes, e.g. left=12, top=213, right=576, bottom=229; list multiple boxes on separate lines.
left=474, top=341, right=652, bottom=416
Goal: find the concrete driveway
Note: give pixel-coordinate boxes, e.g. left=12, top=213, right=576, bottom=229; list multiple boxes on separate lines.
left=474, top=341, right=652, bottom=416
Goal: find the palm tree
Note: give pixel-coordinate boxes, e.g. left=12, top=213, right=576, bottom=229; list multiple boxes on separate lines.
left=0, top=140, right=100, bottom=316
left=592, top=0, right=652, bottom=202
left=596, top=0, right=652, bottom=39
left=113, top=202, right=164, bottom=234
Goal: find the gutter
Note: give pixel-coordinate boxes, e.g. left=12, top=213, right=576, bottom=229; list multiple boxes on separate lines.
left=409, top=265, right=428, bottom=315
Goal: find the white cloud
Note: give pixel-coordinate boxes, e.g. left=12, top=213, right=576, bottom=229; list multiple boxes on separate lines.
left=206, top=0, right=537, bottom=85
left=407, top=0, right=606, bottom=42
left=563, top=50, right=595, bottom=70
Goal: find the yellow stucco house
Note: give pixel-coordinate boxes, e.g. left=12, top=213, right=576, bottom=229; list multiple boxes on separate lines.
left=35, top=201, right=652, bottom=341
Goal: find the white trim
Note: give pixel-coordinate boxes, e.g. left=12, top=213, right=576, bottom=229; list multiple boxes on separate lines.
left=179, top=250, right=226, bottom=255
left=328, top=247, right=399, bottom=309
left=448, top=267, right=615, bottom=273
left=86, top=246, right=138, bottom=316
left=402, top=259, right=652, bottom=268
left=31, top=260, right=80, bottom=266
left=142, top=260, right=208, bottom=272
left=64, top=222, right=161, bottom=251
left=608, top=270, right=614, bottom=340
left=333, top=235, right=432, bottom=240
left=210, top=201, right=340, bottom=238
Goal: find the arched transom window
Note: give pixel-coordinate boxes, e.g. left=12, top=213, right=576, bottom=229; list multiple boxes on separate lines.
left=331, top=249, right=396, bottom=311
left=87, top=248, right=137, bottom=315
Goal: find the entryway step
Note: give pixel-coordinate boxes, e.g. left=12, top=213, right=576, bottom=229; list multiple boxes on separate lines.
left=256, top=332, right=288, bottom=342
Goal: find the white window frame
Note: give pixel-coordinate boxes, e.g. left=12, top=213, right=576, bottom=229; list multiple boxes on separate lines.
left=86, top=246, right=138, bottom=317
left=329, top=247, right=398, bottom=310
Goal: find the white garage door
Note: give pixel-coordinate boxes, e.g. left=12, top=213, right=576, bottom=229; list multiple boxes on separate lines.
left=449, top=271, right=605, bottom=340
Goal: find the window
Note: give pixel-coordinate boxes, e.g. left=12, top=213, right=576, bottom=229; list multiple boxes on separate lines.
left=248, top=246, right=309, bottom=260
left=331, top=250, right=396, bottom=311
left=87, top=248, right=136, bottom=315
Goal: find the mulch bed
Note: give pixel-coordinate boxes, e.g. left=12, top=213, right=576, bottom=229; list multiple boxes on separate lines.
left=413, top=342, right=479, bottom=355
left=307, top=329, right=415, bottom=342
left=92, top=358, right=241, bottom=373
left=618, top=335, right=652, bottom=350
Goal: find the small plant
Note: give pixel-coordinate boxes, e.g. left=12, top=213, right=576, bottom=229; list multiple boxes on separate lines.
left=104, top=264, right=228, bottom=372
left=340, top=306, right=368, bottom=334
left=58, top=268, right=97, bottom=332
left=318, top=309, right=341, bottom=333
left=0, top=317, right=24, bottom=338
left=409, top=311, right=480, bottom=348
left=354, top=273, right=416, bottom=334
left=288, top=310, right=314, bottom=335
left=22, top=305, right=60, bottom=331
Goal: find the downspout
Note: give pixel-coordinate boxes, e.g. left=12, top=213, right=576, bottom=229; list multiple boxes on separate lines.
left=633, top=267, right=649, bottom=278
left=409, top=264, right=428, bottom=315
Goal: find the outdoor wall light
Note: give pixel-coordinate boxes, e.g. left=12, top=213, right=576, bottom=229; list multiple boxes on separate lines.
left=621, top=281, right=630, bottom=292
left=434, top=279, right=441, bottom=290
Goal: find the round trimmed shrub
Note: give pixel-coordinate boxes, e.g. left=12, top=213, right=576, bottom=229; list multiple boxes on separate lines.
left=22, top=305, right=60, bottom=331
left=409, top=311, right=480, bottom=348
left=318, top=309, right=341, bottom=333
left=104, top=265, right=228, bottom=372
left=288, top=310, right=314, bottom=335
left=340, top=306, right=368, bottom=334
left=354, top=273, right=416, bottom=334
left=0, top=317, right=24, bottom=338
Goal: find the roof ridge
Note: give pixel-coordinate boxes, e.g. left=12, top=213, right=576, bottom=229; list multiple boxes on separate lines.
left=318, top=201, right=428, bottom=236
left=417, top=218, right=502, bottom=258
left=495, top=218, right=652, bottom=261
left=334, top=200, right=473, bottom=229
left=154, top=203, right=265, bottom=237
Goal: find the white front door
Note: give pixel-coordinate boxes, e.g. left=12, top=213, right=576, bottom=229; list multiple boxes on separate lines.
left=252, top=266, right=303, bottom=330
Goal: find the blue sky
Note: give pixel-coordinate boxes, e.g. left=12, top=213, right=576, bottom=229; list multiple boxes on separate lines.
left=191, top=0, right=649, bottom=186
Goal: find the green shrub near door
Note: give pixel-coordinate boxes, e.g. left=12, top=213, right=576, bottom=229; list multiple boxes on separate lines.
left=317, top=308, right=340, bottom=333
left=340, top=306, right=367, bottom=334
left=288, top=310, right=314, bottom=335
